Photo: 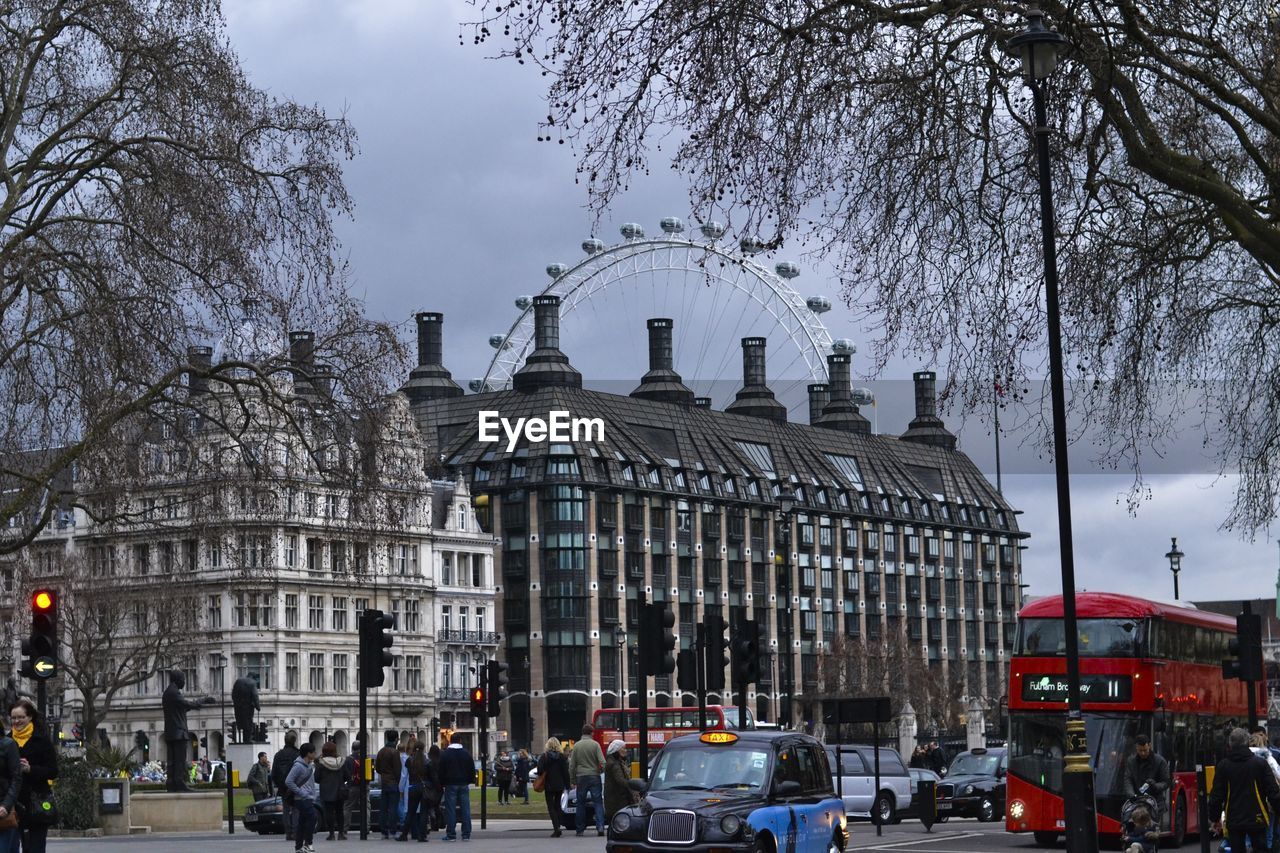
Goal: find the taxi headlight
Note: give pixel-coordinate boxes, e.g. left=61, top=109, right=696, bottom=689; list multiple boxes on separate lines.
left=1009, top=800, right=1026, bottom=820
left=610, top=812, right=632, bottom=834
left=961, top=784, right=975, bottom=796
left=720, top=814, right=742, bottom=837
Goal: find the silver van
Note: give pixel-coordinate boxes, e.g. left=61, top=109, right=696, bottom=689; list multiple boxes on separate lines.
left=824, top=744, right=914, bottom=824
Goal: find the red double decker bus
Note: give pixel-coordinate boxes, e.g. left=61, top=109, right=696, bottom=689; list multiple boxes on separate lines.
left=591, top=705, right=756, bottom=753
left=1006, top=592, right=1262, bottom=847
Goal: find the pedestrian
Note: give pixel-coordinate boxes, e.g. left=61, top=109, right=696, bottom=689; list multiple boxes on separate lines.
left=438, top=731, right=474, bottom=841
left=1208, top=727, right=1280, bottom=853
left=248, top=751, right=273, bottom=801
left=399, top=739, right=428, bottom=841
left=604, top=740, right=637, bottom=822
left=1122, top=735, right=1171, bottom=828
left=515, top=749, right=531, bottom=804
left=1250, top=729, right=1280, bottom=851
left=272, top=731, right=302, bottom=841
left=536, top=737, right=571, bottom=838
left=375, top=732, right=402, bottom=840
left=424, top=744, right=443, bottom=839
left=494, top=750, right=513, bottom=806
left=398, top=738, right=411, bottom=832
left=340, top=741, right=363, bottom=839
left=314, top=741, right=345, bottom=841
left=908, top=745, right=928, bottom=769
left=927, top=741, right=947, bottom=777
left=10, top=698, right=57, bottom=853
left=0, top=715, right=21, bottom=853
left=1123, top=804, right=1159, bottom=853
left=569, top=724, right=606, bottom=837
left=285, top=742, right=319, bottom=853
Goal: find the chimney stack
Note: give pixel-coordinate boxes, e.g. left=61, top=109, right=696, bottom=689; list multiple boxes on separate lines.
left=187, top=346, right=212, bottom=396
left=807, top=383, right=830, bottom=425
left=512, top=295, right=582, bottom=392
left=289, top=331, right=317, bottom=398
left=817, top=353, right=871, bottom=434
left=402, top=312, right=464, bottom=402
left=725, top=337, right=787, bottom=422
left=900, top=370, right=956, bottom=449
left=631, top=318, right=695, bottom=405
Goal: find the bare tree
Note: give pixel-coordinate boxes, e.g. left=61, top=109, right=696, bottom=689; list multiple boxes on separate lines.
left=818, top=633, right=966, bottom=733
left=0, top=0, right=404, bottom=552
left=471, top=0, right=1280, bottom=531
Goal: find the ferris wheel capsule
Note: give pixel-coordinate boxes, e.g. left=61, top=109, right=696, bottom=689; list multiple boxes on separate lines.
left=582, top=238, right=605, bottom=255
left=515, top=295, right=533, bottom=310
left=546, top=262, right=568, bottom=279
left=852, top=387, right=875, bottom=406
left=700, top=221, right=726, bottom=240
left=489, top=334, right=508, bottom=350
left=805, top=295, right=830, bottom=313
left=739, top=235, right=766, bottom=255
left=468, top=379, right=486, bottom=393
left=775, top=262, right=801, bottom=280
left=620, top=222, right=646, bottom=240
left=831, top=338, right=856, bottom=354
left=660, top=216, right=685, bottom=234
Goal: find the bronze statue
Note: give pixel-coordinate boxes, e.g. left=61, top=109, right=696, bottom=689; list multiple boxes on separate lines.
left=231, top=674, right=260, bottom=743
left=162, top=670, right=215, bottom=792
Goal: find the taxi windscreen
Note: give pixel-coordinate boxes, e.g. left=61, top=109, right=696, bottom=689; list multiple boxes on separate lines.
left=650, top=746, right=772, bottom=793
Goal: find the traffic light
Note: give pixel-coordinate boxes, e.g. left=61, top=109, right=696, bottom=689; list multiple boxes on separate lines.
left=486, top=660, right=509, bottom=717
left=704, top=609, right=728, bottom=691
left=256, top=721, right=268, bottom=742
left=21, top=588, right=59, bottom=679
left=677, top=649, right=697, bottom=692
left=134, top=730, right=150, bottom=759
left=470, top=684, right=487, bottom=717
left=359, top=609, right=396, bottom=689
left=731, top=619, right=764, bottom=685
left=1223, top=612, right=1264, bottom=681
left=639, top=603, right=677, bottom=676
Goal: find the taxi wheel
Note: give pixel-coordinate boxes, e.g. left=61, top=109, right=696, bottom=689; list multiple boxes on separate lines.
left=978, top=797, right=996, bottom=822
left=827, top=830, right=844, bottom=853
left=753, top=835, right=777, bottom=853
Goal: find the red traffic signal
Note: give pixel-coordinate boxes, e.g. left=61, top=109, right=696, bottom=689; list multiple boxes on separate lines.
left=33, top=590, right=54, bottom=610
left=23, top=587, right=59, bottom=679
left=470, top=685, right=487, bottom=717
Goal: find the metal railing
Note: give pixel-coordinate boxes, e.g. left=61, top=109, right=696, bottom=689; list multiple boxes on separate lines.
left=438, top=629, right=500, bottom=645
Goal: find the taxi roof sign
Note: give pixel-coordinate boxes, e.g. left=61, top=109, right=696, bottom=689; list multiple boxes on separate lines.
left=699, top=731, right=738, bottom=745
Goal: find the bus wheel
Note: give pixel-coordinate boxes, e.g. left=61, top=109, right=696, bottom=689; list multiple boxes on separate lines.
left=1032, top=831, right=1059, bottom=847
left=1165, top=794, right=1186, bottom=848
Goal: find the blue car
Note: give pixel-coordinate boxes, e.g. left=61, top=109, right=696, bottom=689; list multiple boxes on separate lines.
left=607, top=730, right=848, bottom=852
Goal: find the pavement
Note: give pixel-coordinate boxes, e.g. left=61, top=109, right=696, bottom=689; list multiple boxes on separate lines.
left=46, top=818, right=1119, bottom=852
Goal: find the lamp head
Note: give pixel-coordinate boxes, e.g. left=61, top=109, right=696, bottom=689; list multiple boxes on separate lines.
left=777, top=489, right=796, bottom=516
left=1007, top=6, right=1070, bottom=81
left=1165, top=536, right=1183, bottom=573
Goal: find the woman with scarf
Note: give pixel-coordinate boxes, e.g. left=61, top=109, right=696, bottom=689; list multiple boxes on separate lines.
left=10, top=698, right=57, bottom=853
left=0, top=713, right=20, bottom=853
left=535, top=738, right=572, bottom=838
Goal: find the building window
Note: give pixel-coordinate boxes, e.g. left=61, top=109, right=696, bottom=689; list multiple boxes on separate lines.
left=134, top=543, right=150, bottom=575
left=472, top=555, right=483, bottom=587
left=354, top=596, right=369, bottom=615
left=332, top=541, right=347, bottom=574
left=442, top=652, right=453, bottom=689
left=332, top=597, right=348, bottom=632
left=209, top=537, right=222, bottom=569
left=207, top=595, right=222, bottom=629
left=392, top=655, right=404, bottom=691
left=474, top=607, right=485, bottom=634
left=286, top=653, right=299, bottom=692
left=396, top=544, right=410, bottom=575
left=441, top=553, right=453, bottom=586
left=403, top=600, right=420, bottom=633
left=235, top=652, right=274, bottom=691
left=334, top=654, right=349, bottom=692
left=308, top=653, right=324, bottom=691
left=406, top=655, right=422, bottom=692
left=441, top=605, right=452, bottom=634
left=285, top=594, right=298, bottom=629
left=285, top=535, right=297, bottom=568
left=308, top=595, right=324, bottom=630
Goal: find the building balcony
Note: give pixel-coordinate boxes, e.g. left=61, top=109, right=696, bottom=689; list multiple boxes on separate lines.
left=437, top=688, right=472, bottom=703
left=438, top=629, right=501, bottom=645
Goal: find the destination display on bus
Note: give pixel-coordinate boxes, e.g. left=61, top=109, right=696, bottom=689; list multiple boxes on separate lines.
left=1020, top=673, right=1133, bottom=703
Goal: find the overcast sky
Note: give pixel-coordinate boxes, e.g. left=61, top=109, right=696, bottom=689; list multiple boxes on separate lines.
left=222, top=0, right=1279, bottom=606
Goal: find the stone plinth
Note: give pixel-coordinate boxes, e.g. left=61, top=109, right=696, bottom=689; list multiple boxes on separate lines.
left=130, top=791, right=224, bottom=832
left=95, top=778, right=131, bottom=836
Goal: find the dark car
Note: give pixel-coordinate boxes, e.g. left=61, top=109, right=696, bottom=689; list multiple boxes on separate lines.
left=934, top=747, right=1007, bottom=822
left=606, top=730, right=847, bottom=853
left=242, top=783, right=383, bottom=835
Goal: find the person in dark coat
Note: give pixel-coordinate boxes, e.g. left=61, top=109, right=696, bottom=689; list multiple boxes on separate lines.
left=0, top=718, right=21, bottom=853
left=423, top=744, right=443, bottom=838
left=1121, top=735, right=1171, bottom=827
left=438, top=733, right=474, bottom=841
left=9, top=698, right=58, bottom=853
left=603, top=740, right=638, bottom=821
left=271, top=731, right=301, bottom=840
left=494, top=750, right=514, bottom=805
left=314, top=741, right=345, bottom=840
left=1208, top=727, right=1280, bottom=853
left=341, top=741, right=364, bottom=837
left=515, top=749, right=532, bottom=804
left=536, top=737, right=573, bottom=837
left=399, top=739, right=429, bottom=841
left=926, top=741, right=947, bottom=777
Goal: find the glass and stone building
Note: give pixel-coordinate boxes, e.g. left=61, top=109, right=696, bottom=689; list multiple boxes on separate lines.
left=404, top=301, right=1027, bottom=746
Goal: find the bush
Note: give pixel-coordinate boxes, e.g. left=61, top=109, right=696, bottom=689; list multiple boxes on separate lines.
left=54, top=754, right=97, bottom=831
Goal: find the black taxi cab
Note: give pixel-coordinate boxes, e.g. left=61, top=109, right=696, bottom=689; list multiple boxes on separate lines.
left=607, top=730, right=848, bottom=853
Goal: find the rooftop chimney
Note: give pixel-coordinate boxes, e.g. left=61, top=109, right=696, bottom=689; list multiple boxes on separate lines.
left=900, top=370, right=956, bottom=449
left=187, top=346, right=212, bottom=396
left=288, top=331, right=318, bottom=399
left=817, top=353, right=871, bottom=434
left=512, top=295, right=582, bottom=392
left=725, top=337, right=787, bottom=422
left=631, top=318, right=695, bottom=405
left=807, top=383, right=830, bottom=425
left=401, top=312, right=464, bottom=402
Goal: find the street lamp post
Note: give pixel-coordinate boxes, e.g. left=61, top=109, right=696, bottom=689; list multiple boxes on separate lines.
left=614, top=624, right=628, bottom=740
left=216, top=654, right=228, bottom=759
left=1007, top=8, right=1099, bottom=853
left=1165, top=537, right=1184, bottom=601
left=775, top=489, right=796, bottom=729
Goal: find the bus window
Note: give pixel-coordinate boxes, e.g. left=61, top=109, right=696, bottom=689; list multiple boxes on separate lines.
left=596, top=711, right=617, bottom=730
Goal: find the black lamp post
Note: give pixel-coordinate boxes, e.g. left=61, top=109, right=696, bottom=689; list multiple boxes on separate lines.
left=1165, top=537, right=1183, bottom=601
left=614, top=624, right=628, bottom=740
left=776, top=488, right=796, bottom=728
left=1007, top=7, right=1098, bottom=853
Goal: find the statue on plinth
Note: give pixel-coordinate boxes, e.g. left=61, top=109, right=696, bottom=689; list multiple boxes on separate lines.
left=231, top=673, right=261, bottom=743
left=162, top=670, right=215, bottom=792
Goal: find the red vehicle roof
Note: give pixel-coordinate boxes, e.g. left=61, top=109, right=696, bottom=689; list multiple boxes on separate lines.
left=1019, top=592, right=1237, bottom=631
